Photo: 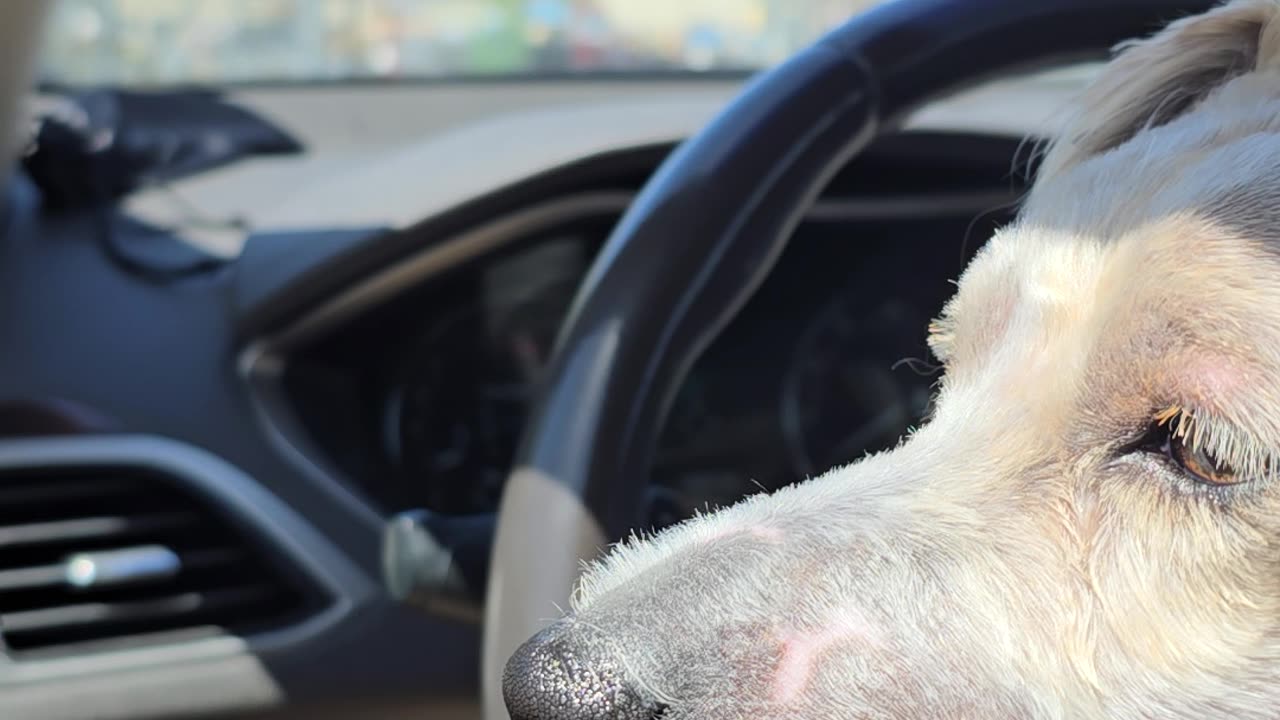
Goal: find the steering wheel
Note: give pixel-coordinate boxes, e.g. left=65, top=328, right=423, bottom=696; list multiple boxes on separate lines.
left=480, top=0, right=1216, bottom=716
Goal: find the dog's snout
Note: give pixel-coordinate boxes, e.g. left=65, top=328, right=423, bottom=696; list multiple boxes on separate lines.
left=503, top=621, right=664, bottom=720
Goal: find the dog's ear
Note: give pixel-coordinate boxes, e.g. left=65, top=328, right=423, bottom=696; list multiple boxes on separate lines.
left=1037, top=0, right=1280, bottom=180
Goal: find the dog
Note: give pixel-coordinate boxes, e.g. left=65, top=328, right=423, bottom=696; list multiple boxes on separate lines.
left=503, top=1, right=1280, bottom=717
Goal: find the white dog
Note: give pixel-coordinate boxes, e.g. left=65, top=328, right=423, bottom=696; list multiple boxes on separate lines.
left=505, top=1, right=1280, bottom=717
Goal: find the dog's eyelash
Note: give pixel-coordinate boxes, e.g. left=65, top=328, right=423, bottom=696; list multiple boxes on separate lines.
left=1153, top=405, right=1279, bottom=483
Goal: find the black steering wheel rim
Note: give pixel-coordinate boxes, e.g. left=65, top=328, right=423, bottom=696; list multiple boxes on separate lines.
left=481, top=0, right=1218, bottom=717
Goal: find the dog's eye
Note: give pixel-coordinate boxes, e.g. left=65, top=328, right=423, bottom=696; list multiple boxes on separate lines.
left=1151, top=427, right=1242, bottom=487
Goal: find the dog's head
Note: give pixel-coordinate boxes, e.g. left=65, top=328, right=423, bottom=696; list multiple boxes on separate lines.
left=504, top=2, right=1280, bottom=718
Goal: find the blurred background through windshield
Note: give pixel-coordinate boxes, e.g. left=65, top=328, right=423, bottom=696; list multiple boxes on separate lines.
left=39, top=0, right=884, bottom=86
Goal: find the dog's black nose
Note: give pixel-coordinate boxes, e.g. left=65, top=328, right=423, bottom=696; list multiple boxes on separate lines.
left=503, top=621, right=664, bottom=720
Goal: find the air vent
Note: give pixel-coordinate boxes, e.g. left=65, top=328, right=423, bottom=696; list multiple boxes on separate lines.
left=0, top=466, right=322, bottom=656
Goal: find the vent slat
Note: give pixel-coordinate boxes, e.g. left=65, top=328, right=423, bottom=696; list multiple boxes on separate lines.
left=1, top=586, right=277, bottom=635
left=0, top=466, right=324, bottom=656
left=0, top=513, right=196, bottom=548
left=0, top=546, right=241, bottom=596
left=0, top=564, right=65, bottom=592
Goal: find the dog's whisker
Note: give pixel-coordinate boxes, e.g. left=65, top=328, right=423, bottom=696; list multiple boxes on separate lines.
left=891, top=356, right=942, bottom=376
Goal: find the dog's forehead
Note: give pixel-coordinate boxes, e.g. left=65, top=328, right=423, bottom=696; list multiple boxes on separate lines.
left=958, top=96, right=1280, bottom=343
left=935, top=147, right=1280, bottom=436
left=952, top=216, right=1276, bottom=367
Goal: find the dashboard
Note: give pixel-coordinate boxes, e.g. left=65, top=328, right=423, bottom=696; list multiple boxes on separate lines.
left=273, top=132, right=1027, bottom=536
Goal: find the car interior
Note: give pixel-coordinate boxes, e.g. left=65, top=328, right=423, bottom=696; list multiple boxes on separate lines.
left=0, top=0, right=1218, bottom=718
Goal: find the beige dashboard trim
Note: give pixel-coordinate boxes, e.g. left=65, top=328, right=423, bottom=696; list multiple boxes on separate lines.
left=264, top=192, right=635, bottom=355
left=127, top=63, right=1093, bottom=257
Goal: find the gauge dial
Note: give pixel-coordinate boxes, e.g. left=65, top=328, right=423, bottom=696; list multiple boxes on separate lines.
left=781, top=293, right=935, bottom=479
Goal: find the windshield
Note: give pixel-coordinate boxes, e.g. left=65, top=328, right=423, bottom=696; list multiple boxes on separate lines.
left=39, top=0, right=883, bottom=87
